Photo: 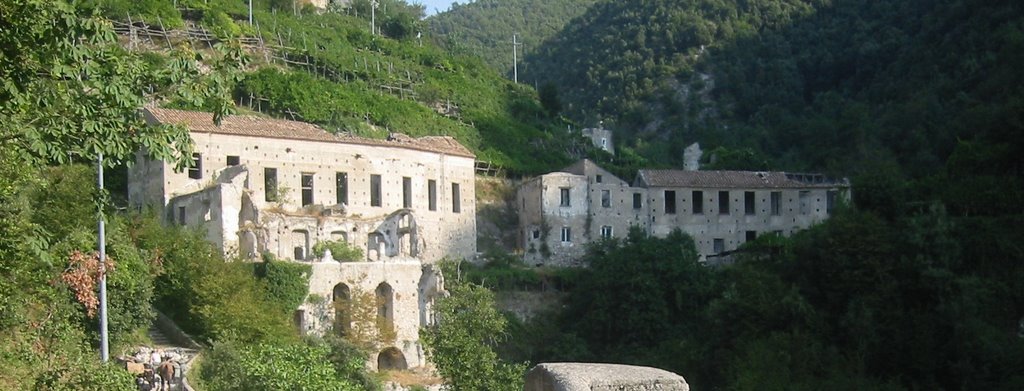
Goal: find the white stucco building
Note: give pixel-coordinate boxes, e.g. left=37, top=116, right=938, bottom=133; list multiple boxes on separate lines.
left=518, top=159, right=849, bottom=266
left=129, top=107, right=476, bottom=369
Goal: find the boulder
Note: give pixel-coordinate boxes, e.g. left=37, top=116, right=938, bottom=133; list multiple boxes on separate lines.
left=524, top=363, right=689, bottom=391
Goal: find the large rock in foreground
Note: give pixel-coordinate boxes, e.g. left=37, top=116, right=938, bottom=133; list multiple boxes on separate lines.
left=524, top=363, right=690, bottom=391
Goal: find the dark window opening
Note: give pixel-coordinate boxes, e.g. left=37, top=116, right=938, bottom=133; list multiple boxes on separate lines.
left=188, top=153, right=202, bottom=179
left=601, top=226, right=613, bottom=239
left=719, top=191, right=730, bottom=215
left=665, top=190, right=677, bottom=214
left=633, top=193, right=642, bottom=209
left=452, top=183, right=461, bottom=213
left=226, top=155, right=240, bottom=166
left=336, top=172, right=348, bottom=205
left=596, top=175, right=603, bottom=183
left=301, top=173, right=314, bottom=206
left=770, top=191, right=781, bottom=216
left=799, top=191, right=810, bottom=214
left=532, top=230, right=540, bottom=239
left=713, top=238, right=725, bottom=253
left=601, top=190, right=611, bottom=208
left=561, top=227, right=571, bottom=242
left=370, top=175, right=382, bottom=207
left=560, top=188, right=570, bottom=207
left=264, top=167, right=278, bottom=202
left=177, top=206, right=186, bottom=225
left=692, top=191, right=704, bottom=214
left=745, top=231, right=757, bottom=242
left=826, top=190, right=837, bottom=214
left=402, top=177, right=412, bottom=208
left=745, top=191, right=755, bottom=215
left=428, top=180, right=437, bottom=211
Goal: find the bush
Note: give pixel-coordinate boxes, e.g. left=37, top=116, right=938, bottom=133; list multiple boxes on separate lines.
left=200, top=340, right=363, bottom=391
left=253, top=256, right=311, bottom=310
left=312, top=239, right=364, bottom=262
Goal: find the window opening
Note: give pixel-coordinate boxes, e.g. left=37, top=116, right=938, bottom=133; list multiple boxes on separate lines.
left=719, top=191, right=730, bottom=215
left=452, top=183, right=461, bottom=213
left=745, top=191, right=755, bottom=215
left=665, top=190, right=677, bottom=214
left=370, top=175, right=382, bottom=207
left=226, top=155, right=240, bottom=166
left=336, top=172, right=348, bottom=205
left=188, top=153, right=202, bottom=179
left=301, top=173, right=314, bottom=206
left=402, top=177, right=412, bottom=208
left=692, top=191, right=704, bottom=214
left=560, top=187, right=570, bottom=207
left=428, top=180, right=437, bottom=211
left=601, top=190, right=611, bottom=208
left=264, top=167, right=278, bottom=202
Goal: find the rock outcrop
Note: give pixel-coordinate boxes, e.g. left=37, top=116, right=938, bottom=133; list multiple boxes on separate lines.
left=524, top=363, right=689, bottom=391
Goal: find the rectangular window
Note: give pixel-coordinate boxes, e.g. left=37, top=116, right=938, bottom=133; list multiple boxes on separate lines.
left=664, top=190, right=677, bottom=214
left=532, top=230, right=540, bottom=239
left=561, top=227, right=571, bottom=242
left=301, top=173, right=314, bottom=206
left=719, top=191, right=730, bottom=215
left=601, top=190, right=611, bottom=208
left=692, top=191, right=704, bottom=214
left=745, top=191, right=756, bottom=215
left=336, top=172, right=348, bottom=205
left=633, top=193, right=642, bottom=209
left=600, top=225, right=613, bottom=239
left=264, top=167, right=278, bottom=202
left=745, top=230, right=757, bottom=242
left=770, top=191, right=781, bottom=216
left=560, top=188, right=571, bottom=207
left=428, top=180, right=437, bottom=211
left=826, top=190, right=837, bottom=214
left=188, top=153, right=202, bottom=179
left=452, top=183, right=461, bottom=213
left=370, top=175, right=382, bottom=207
left=402, top=177, right=412, bottom=208
left=713, top=238, right=725, bottom=253
left=596, top=175, right=603, bottom=183
left=226, top=155, right=240, bottom=166
left=799, top=191, right=810, bottom=214
left=177, top=206, right=186, bottom=225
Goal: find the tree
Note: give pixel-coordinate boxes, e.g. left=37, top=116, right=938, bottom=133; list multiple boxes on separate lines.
left=420, top=282, right=525, bottom=391
left=539, top=82, right=562, bottom=118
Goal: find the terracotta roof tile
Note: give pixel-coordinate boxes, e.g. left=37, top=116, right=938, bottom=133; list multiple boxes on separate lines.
left=144, top=108, right=475, bottom=158
left=638, top=169, right=846, bottom=189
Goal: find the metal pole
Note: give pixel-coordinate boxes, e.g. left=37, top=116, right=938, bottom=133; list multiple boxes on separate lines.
left=97, top=153, right=109, bottom=362
left=249, top=0, right=253, bottom=25
left=513, top=33, right=520, bottom=84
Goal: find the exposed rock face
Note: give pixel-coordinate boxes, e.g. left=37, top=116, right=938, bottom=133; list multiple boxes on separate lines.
left=524, top=363, right=690, bottom=391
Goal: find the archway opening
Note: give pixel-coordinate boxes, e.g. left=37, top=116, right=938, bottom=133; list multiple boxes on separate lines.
left=332, top=283, right=351, bottom=336
left=377, top=347, right=407, bottom=371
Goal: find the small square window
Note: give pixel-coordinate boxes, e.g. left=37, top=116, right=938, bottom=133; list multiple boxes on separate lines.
left=226, top=155, right=240, bottom=166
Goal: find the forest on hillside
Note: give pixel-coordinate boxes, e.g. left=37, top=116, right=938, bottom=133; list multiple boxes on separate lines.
left=428, top=0, right=597, bottom=73
left=517, top=0, right=1023, bottom=178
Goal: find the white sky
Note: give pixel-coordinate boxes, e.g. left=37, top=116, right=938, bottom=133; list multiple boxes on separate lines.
left=413, top=0, right=461, bottom=16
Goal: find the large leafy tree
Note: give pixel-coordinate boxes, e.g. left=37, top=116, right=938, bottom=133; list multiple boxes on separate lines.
left=421, top=280, right=526, bottom=391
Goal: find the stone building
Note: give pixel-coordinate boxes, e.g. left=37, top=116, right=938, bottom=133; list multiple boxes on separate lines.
left=518, top=159, right=848, bottom=266
left=580, top=126, right=614, bottom=155
left=128, top=108, right=476, bottom=369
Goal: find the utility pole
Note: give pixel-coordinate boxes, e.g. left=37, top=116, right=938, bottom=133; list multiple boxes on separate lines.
left=97, top=154, right=109, bottom=362
left=248, top=0, right=253, bottom=25
left=371, top=0, right=379, bottom=36
left=512, top=33, right=522, bottom=83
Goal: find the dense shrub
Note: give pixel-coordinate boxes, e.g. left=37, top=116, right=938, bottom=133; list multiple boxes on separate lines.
left=311, top=239, right=364, bottom=262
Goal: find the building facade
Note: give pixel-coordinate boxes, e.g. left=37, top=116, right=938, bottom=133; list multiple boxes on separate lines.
left=518, top=159, right=848, bottom=266
left=129, top=108, right=476, bottom=369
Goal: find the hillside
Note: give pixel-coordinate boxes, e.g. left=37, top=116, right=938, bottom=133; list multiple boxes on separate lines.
left=522, top=0, right=1024, bottom=177
left=81, top=0, right=598, bottom=175
left=428, top=0, right=597, bottom=74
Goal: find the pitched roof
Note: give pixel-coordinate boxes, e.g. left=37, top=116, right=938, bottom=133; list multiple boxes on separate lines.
left=143, top=108, right=475, bottom=158
left=637, top=169, right=846, bottom=189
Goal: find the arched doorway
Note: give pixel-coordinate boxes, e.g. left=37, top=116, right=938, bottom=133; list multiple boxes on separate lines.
left=332, top=283, right=351, bottom=336
left=374, top=282, right=394, bottom=322
left=377, top=347, right=407, bottom=371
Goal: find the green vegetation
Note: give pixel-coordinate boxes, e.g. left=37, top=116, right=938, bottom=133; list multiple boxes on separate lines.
left=503, top=202, right=1024, bottom=389
left=428, top=0, right=598, bottom=73
left=421, top=271, right=526, bottom=391
left=199, top=339, right=364, bottom=391
left=312, top=239, right=364, bottom=262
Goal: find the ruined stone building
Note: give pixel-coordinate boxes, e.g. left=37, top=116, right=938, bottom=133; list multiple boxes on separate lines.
left=128, top=108, right=476, bottom=370
left=518, top=159, right=848, bottom=266
left=580, top=126, right=614, bottom=155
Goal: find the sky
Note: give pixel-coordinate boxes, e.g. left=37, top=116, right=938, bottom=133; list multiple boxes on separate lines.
left=413, top=0, right=461, bottom=16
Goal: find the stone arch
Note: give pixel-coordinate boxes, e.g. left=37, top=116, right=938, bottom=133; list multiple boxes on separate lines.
left=239, top=229, right=257, bottom=259
left=291, top=229, right=310, bottom=261
left=367, top=232, right=385, bottom=261
left=377, top=347, right=407, bottom=371
left=332, top=283, right=351, bottom=336
left=375, top=282, right=394, bottom=323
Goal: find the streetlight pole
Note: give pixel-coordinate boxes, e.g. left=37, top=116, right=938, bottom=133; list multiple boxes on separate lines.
left=97, top=153, right=109, bottom=362
left=371, top=0, right=378, bottom=36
